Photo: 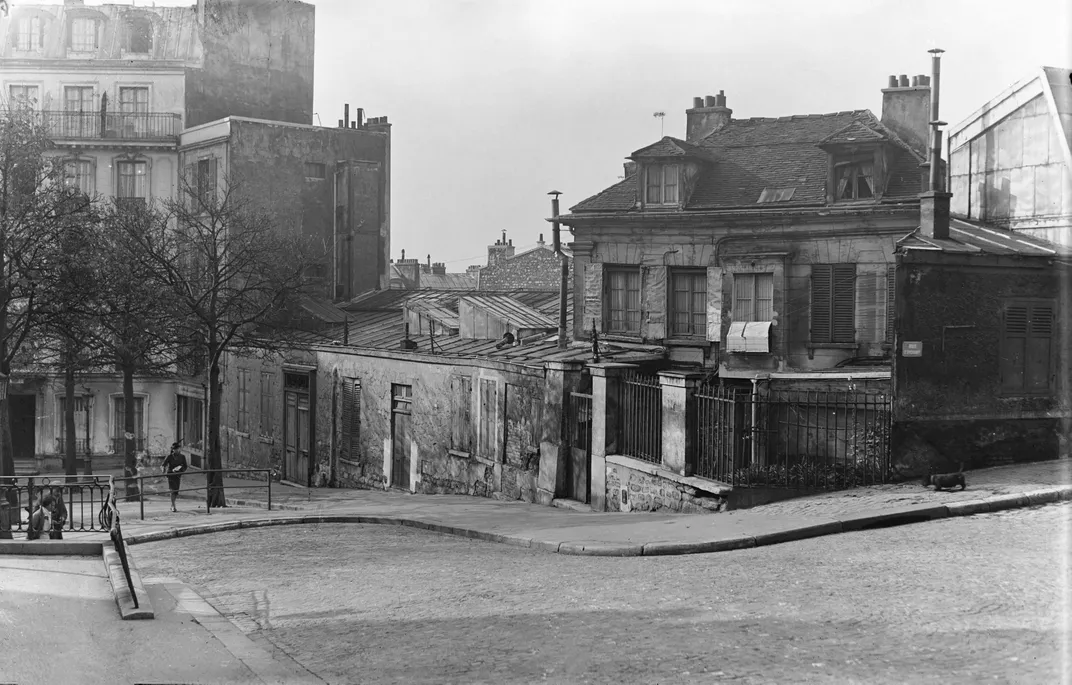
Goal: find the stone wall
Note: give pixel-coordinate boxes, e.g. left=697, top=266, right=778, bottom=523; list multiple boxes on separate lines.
left=605, top=460, right=727, bottom=514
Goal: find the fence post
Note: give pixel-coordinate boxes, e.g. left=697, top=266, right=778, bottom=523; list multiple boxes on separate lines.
left=140, top=476, right=144, bottom=520
left=588, top=362, right=637, bottom=512
left=657, top=371, right=704, bottom=476
left=267, top=471, right=272, bottom=511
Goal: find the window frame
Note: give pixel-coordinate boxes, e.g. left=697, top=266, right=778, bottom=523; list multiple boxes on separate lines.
left=14, top=16, right=43, bottom=52
left=111, top=393, right=147, bottom=452
left=116, top=158, right=149, bottom=203
left=176, top=395, right=204, bottom=453
left=68, top=16, right=100, bottom=53
left=236, top=369, right=251, bottom=434
left=63, top=158, right=94, bottom=196
left=259, top=371, right=274, bottom=438
left=669, top=268, right=708, bottom=338
left=645, top=163, right=680, bottom=206
left=123, top=15, right=153, bottom=54
left=833, top=155, right=876, bottom=202
left=604, top=266, right=642, bottom=336
left=8, top=84, right=40, bottom=106
left=733, top=272, right=775, bottom=323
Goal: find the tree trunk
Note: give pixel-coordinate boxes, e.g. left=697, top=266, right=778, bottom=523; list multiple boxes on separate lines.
left=122, top=361, right=140, bottom=501
left=64, top=357, right=77, bottom=477
left=206, top=351, right=226, bottom=508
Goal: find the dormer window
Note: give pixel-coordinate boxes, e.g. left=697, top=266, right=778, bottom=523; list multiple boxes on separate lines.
left=14, top=17, right=43, bottom=51
left=68, top=16, right=99, bottom=52
left=123, top=15, right=152, bottom=54
left=834, top=156, right=874, bottom=201
left=645, top=163, right=679, bottom=205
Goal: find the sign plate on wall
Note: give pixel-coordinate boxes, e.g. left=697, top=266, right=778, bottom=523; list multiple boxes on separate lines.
left=902, top=341, right=923, bottom=357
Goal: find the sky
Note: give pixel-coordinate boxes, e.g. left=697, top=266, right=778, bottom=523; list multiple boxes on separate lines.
left=31, top=0, right=1072, bottom=269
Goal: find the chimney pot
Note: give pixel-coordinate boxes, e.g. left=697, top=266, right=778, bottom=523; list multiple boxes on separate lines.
left=344, top=104, right=350, bottom=128
left=705, top=95, right=717, bottom=107
left=899, top=74, right=909, bottom=87
left=538, top=233, right=544, bottom=244
left=692, top=97, right=704, bottom=108
left=715, top=91, right=727, bottom=107
left=911, top=75, right=919, bottom=87
left=338, top=119, right=344, bottom=128
left=401, top=249, right=405, bottom=260
left=888, top=75, right=898, bottom=88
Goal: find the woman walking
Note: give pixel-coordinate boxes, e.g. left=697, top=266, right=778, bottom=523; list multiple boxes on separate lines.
left=161, top=442, right=188, bottom=513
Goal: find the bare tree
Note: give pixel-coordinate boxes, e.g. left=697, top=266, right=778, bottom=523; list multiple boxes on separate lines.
left=0, top=103, right=92, bottom=484
left=122, top=174, right=322, bottom=506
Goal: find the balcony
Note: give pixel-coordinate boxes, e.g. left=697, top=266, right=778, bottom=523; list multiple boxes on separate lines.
left=112, top=437, right=147, bottom=454
left=56, top=437, right=89, bottom=454
left=40, top=110, right=181, bottom=143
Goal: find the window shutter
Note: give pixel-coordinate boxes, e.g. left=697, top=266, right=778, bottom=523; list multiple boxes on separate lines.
left=451, top=376, right=472, bottom=452
left=810, top=265, right=832, bottom=342
left=1026, top=304, right=1053, bottom=392
left=583, top=262, right=604, bottom=335
left=1001, top=304, right=1028, bottom=391
left=340, top=378, right=355, bottom=462
left=208, top=157, right=218, bottom=204
left=706, top=266, right=723, bottom=342
left=885, top=265, right=896, bottom=344
left=832, top=264, right=856, bottom=343
left=643, top=266, right=667, bottom=340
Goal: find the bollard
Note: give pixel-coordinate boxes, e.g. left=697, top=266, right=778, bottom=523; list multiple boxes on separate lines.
left=0, top=501, right=11, bottom=539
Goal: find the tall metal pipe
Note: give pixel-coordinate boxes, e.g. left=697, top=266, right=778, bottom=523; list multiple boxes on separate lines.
left=549, top=191, right=567, bottom=349
left=928, top=48, right=945, bottom=191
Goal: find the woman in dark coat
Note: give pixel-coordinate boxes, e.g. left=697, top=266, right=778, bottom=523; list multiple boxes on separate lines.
left=161, top=442, right=188, bottom=513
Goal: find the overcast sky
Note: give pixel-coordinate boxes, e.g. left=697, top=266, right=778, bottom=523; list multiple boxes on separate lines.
left=53, top=0, right=1072, bottom=269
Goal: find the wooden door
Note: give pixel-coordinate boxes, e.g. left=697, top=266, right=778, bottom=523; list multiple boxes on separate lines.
left=568, top=392, right=592, bottom=503
left=391, top=384, right=413, bottom=489
left=284, top=391, right=298, bottom=482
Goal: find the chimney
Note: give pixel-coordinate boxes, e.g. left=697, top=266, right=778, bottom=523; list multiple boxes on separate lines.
left=537, top=233, right=545, bottom=248
left=344, top=104, right=350, bottom=129
left=685, top=90, right=732, bottom=143
left=623, top=160, right=638, bottom=177
left=487, top=232, right=516, bottom=267
left=919, top=49, right=951, bottom=241
left=431, top=262, right=446, bottom=275
left=882, top=71, right=931, bottom=157
left=396, top=254, right=421, bottom=288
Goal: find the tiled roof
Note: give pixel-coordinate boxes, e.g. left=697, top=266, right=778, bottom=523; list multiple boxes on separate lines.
left=298, top=297, right=351, bottom=324
left=570, top=110, right=927, bottom=213
left=898, top=218, right=1072, bottom=262
left=631, top=136, right=718, bottom=161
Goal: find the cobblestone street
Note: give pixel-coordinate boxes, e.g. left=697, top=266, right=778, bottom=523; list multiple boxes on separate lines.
left=133, top=502, right=1071, bottom=685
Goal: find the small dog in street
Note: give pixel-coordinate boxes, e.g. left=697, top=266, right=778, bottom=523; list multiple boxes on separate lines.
left=923, top=463, right=967, bottom=491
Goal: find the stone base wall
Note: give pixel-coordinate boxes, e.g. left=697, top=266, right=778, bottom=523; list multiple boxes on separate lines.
left=606, top=462, right=727, bottom=514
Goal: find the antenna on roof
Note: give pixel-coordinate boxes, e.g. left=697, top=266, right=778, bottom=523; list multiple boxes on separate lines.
left=653, top=111, right=666, bottom=137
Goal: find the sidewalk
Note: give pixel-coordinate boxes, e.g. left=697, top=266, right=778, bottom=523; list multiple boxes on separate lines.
left=98, top=458, right=1072, bottom=556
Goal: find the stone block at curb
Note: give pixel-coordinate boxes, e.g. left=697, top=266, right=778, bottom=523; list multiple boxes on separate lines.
left=1022, top=489, right=1062, bottom=506
left=838, top=505, right=950, bottom=532
left=530, top=539, right=562, bottom=553
left=985, top=494, right=1029, bottom=512
left=642, top=536, right=756, bottom=556
left=752, top=522, right=844, bottom=548
left=102, top=541, right=153, bottom=620
left=557, top=542, right=643, bottom=556
left=0, top=541, right=103, bottom=555
left=944, top=500, right=993, bottom=516
left=501, top=535, right=533, bottom=549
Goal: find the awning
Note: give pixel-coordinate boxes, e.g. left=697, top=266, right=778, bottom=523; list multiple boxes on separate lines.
left=726, top=321, right=771, bottom=354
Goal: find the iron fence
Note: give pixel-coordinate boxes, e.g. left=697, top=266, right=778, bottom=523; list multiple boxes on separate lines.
left=0, top=475, right=111, bottom=535
left=570, top=392, right=593, bottom=453
left=100, top=478, right=138, bottom=608
left=692, top=385, right=892, bottom=489
left=115, top=468, right=273, bottom=519
left=56, top=437, right=89, bottom=454
left=112, top=437, right=146, bottom=454
left=38, top=110, right=182, bottom=140
left=618, top=372, right=662, bottom=463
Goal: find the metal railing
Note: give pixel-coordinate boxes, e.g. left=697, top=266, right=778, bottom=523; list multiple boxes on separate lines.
left=112, top=437, right=146, bottom=454
left=0, top=475, right=112, bottom=535
left=38, top=110, right=182, bottom=141
left=618, top=372, right=663, bottom=463
left=115, top=468, right=273, bottom=520
left=692, top=385, right=893, bottom=489
left=100, top=477, right=138, bottom=608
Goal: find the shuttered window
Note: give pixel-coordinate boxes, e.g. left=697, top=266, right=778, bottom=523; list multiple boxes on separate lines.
left=451, top=376, right=473, bottom=452
left=670, top=269, right=707, bottom=337
left=1001, top=301, right=1054, bottom=395
left=885, top=265, right=896, bottom=344
left=340, top=377, right=361, bottom=462
left=810, top=264, right=856, bottom=343
left=605, top=267, right=642, bottom=335
left=477, top=378, right=501, bottom=460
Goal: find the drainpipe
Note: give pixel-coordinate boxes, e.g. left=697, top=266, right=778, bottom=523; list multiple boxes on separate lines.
left=928, top=48, right=946, bottom=192
left=549, top=190, right=567, bottom=349
left=750, top=376, right=760, bottom=466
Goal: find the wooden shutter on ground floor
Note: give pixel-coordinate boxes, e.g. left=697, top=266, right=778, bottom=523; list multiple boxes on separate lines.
left=1002, top=302, right=1054, bottom=393
left=706, top=266, right=723, bottom=342
left=886, top=265, right=896, bottom=343
left=340, top=377, right=360, bottom=462
left=451, top=375, right=473, bottom=453
left=642, top=265, right=667, bottom=340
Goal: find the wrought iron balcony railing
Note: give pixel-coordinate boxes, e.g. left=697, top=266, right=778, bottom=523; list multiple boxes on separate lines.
left=112, top=437, right=147, bottom=454
left=39, top=110, right=181, bottom=142
left=56, top=437, right=89, bottom=454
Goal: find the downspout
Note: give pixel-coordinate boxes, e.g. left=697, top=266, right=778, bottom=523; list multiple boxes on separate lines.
left=750, top=376, right=760, bottom=466
left=549, top=190, right=568, bottom=349
left=332, top=164, right=342, bottom=300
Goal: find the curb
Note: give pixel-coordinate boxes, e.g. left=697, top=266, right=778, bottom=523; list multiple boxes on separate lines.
left=0, top=540, right=103, bottom=555
left=122, top=485, right=1072, bottom=556
left=101, top=541, right=154, bottom=620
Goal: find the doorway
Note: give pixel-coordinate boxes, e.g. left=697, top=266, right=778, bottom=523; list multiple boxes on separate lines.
left=9, top=394, right=36, bottom=461
left=567, top=391, right=592, bottom=503
left=283, top=372, right=312, bottom=485
left=390, top=384, right=412, bottom=490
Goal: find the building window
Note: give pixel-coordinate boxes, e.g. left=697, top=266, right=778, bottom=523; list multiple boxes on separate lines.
left=116, top=160, right=148, bottom=205
left=236, top=369, right=251, bottom=433
left=477, top=378, right=500, bottom=460
left=57, top=395, right=90, bottom=454
left=193, top=157, right=218, bottom=208
left=112, top=396, right=145, bottom=453
left=304, top=162, right=326, bottom=180
left=834, top=156, right=874, bottom=201
left=670, top=269, right=707, bottom=337
left=14, top=17, right=42, bottom=51
left=259, top=372, right=273, bottom=437
left=604, top=266, right=641, bottom=335
left=1001, top=301, right=1054, bottom=395
left=176, top=395, right=204, bottom=451
left=340, top=377, right=361, bottom=462
left=64, top=159, right=94, bottom=195
left=645, top=163, right=679, bottom=205
left=451, top=376, right=472, bottom=453
left=123, top=16, right=152, bottom=53
left=68, top=17, right=99, bottom=52
left=810, top=264, right=856, bottom=343
left=119, top=87, right=149, bottom=114
left=8, top=85, right=40, bottom=106
left=734, top=272, right=774, bottom=322
left=64, top=86, right=94, bottom=113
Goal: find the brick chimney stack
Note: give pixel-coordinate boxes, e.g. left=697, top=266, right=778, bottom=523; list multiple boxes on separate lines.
left=487, top=232, right=515, bottom=267
left=686, top=91, right=732, bottom=143
left=396, top=257, right=421, bottom=288
left=881, top=73, right=931, bottom=159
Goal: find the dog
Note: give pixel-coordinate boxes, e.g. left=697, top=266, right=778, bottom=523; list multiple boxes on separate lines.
left=923, top=463, right=967, bottom=491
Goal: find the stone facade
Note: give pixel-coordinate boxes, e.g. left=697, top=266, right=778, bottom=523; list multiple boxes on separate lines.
left=478, top=245, right=572, bottom=292
left=605, top=460, right=727, bottom=514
